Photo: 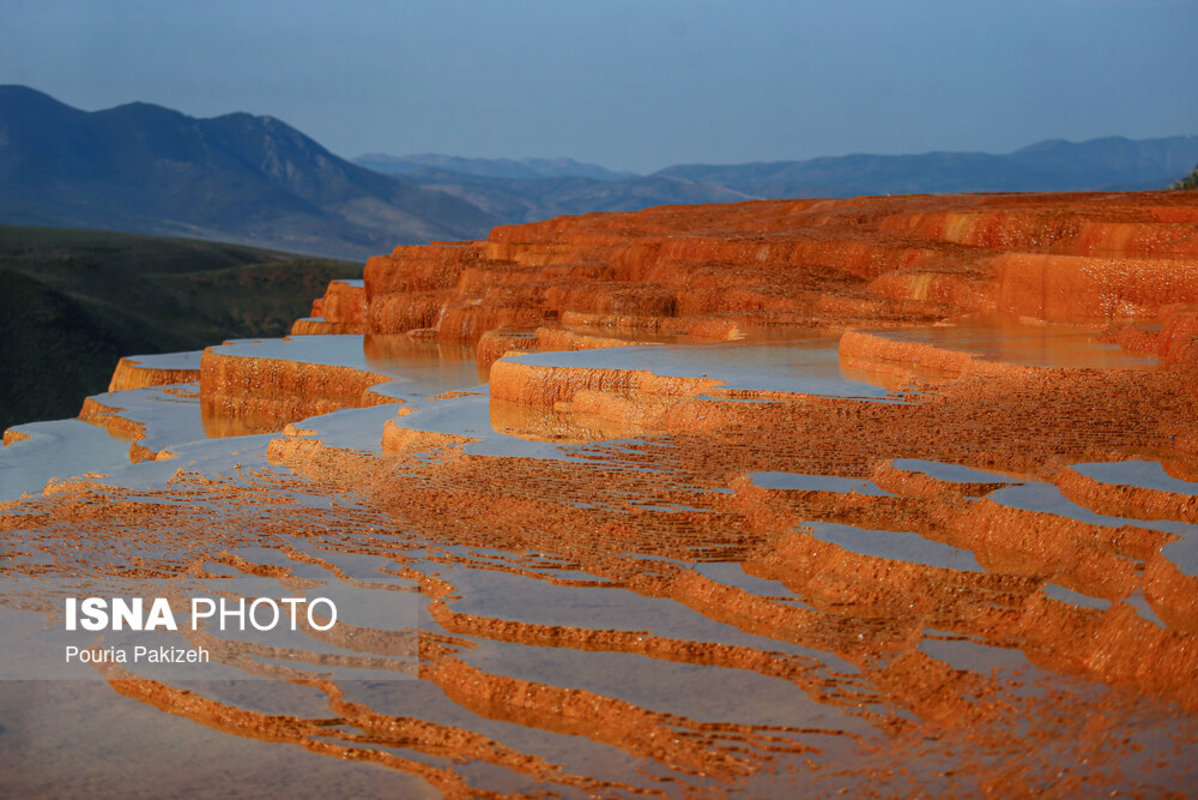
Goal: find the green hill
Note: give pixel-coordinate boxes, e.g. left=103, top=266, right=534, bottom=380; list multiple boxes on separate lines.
left=0, top=226, right=359, bottom=430
left=1168, top=164, right=1198, bottom=190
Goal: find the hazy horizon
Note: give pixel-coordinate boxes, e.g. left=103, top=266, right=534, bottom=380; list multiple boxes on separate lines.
left=2, top=0, right=1196, bottom=173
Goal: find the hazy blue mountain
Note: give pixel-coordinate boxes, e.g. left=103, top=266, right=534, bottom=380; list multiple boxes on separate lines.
left=5, top=85, right=1195, bottom=260
left=654, top=135, right=1198, bottom=197
left=395, top=167, right=753, bottom=224
left=355, top=152, right=634, bottom=181
left=359, top=134, right=1198, bottom=224
left=0, top=86, right=498, bottom=259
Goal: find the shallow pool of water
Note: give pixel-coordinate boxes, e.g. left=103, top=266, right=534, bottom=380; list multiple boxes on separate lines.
left=861, top=316, right=1157, bottom=369
left=505, top=339, right=898, bottom=399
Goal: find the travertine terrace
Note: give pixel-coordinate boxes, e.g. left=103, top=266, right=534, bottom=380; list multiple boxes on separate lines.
left=4, top=190, right=1198, bottom=797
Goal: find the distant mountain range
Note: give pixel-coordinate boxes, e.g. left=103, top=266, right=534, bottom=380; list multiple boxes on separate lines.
left=371, top=166, right=755, bottom=224
left=654, top=137, right=1198, bottom=197
left=2, top=85, right=1196, bottom=260
left=361, top=138, right=1198, bottom=197
left=354, top=136, right=1198, bottom=227
left=0, top=86, right=497, bottom=259
left=355, top=153, right=634, bottom=181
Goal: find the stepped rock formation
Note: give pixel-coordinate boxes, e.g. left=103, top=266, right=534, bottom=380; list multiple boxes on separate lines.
left=304, top=190, right=1198, bottom=371
left=4, top=189, right=1198, bottom=797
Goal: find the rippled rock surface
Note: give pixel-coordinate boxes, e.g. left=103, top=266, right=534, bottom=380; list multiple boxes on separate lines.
left=3, top=190, right=1198, bottom=797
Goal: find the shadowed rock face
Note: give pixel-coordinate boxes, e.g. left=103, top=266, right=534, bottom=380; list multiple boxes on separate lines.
left=4, top=191, right=1198, bottom=797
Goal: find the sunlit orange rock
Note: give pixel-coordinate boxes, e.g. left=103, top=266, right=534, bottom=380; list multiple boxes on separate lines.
left=351, top=191, right=1198, bottom=361
left=199, top=348, right=396, bottom=434
left=108, top=356, right=201, bottom=392
left=8, top=189, right=1198, bottom=796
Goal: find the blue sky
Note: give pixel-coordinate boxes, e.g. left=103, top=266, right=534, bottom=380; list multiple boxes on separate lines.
left=1, top=0, right=1195, bottom=172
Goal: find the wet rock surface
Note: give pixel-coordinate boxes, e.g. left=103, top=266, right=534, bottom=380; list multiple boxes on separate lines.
left=3, top=191, right=1198, bottom=797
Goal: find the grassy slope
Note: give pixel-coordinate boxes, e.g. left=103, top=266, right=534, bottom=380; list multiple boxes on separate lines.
left=1169, top=164, right=1198, bottom=190
left=0, top=226, right=361, bottom=429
